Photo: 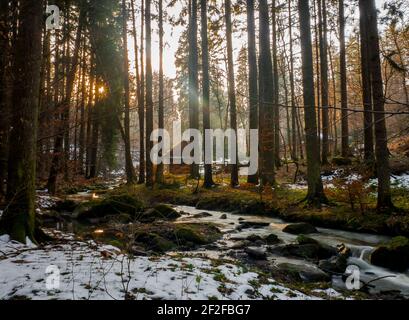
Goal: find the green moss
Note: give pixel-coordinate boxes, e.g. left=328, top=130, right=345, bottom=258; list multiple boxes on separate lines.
left=174, top=223, right=222, bottom=245
left=78, top=194, right=144, bottom=220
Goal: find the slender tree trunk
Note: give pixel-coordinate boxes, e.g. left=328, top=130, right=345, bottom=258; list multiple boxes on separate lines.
left=85, top=57, right=95, bottom=178
left=288, top=0, right=297, bottom=161
left=201, top=0, right=215, bottom=188
left=272, top=0, right=281, bottom=168
left=360, top=0, right=393, bottom=211
left=145, top=0, right=154, bottom=186
left=156, top=0, right=165, bottom=184
left=78, top=41, right=87, bottom=175
left=359, top=0, right=374, bottom=162
left=122, top=0, right=137, bottom=184
left=258, top=0, right=275, bottom=186
left=89, top=87, right=100, bottom=179
left=313, top=0, right=321, bottom=155
left=246, top=0, right=258, bottom=184
left=318, top=0, right=329, bottom=164
left=298, top=0, right=326, bottom=205
left=339, top=0, right=350, bottom=157
left=0, top=0, right=43, bottom=243
left=188, top=0, right=200, bottom=179
left=225, top=0, right=239, bottom=187
left=137, top=0, right=146, bottom=184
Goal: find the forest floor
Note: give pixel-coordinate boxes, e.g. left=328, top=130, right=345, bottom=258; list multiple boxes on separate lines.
left=1, top=162, right=409, bottom=300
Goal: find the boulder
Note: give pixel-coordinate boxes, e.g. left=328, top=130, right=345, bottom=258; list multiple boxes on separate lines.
left=269, top=242, right=337, bottom=260
left=153, top=204, right=181, bottom=219
left=276, top=263, right=331, bottom=283
left=318, top=255, right=348, bottom=274
left=76, top=194, right=144, bottom=220
left=193, top=212, right=213, bottom=218
left=283, top=223, right=318, bottom=235
left=245, top=247, right=267, bottom=260
left=246, top=234, right=263, bottom=242
left=370, top=236, right=409, bottom=272
left=264, top=234, right=280, bottom=245
left=238, top=221, right=271, bottom=230
left=220, top=214, right=227, bottom=219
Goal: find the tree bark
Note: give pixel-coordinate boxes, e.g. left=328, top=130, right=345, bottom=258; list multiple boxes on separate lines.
left=156, top=0, right=165, bottom=184
left=0, top=0, right=43, bottom=243
left=272, top=0, right=281, bottom=168
left=258, top=0, right=275, bottom=186
left=225, top=0, right=239, bottom=187
left=201, top=0, right=215, bottom=188
left=339, top=0, right=350, bottom=157
left=246, top=0, right=259, bottom=184
left=188, top=0, right=200, bottom=179
left=360, top=0, right=393, bottom=211
left=318, top=0, right=329, bottom=164
left=145, top=0, right=154, bottom=186
left=122, top=0, right=137, bottom=184
left=0, top=0, right=10, bottom=200
left=298, top=0, right=326, bottom=205
left=359, top=0, right=374, bottom=162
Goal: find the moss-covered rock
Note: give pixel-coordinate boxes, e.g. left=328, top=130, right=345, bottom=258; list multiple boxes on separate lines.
left=135, top=232, right=175, bottom=252
left=275, top=263, right=331, bottom=283
left=269, top=242, right=337, bottom=260
left=283, top=223, right=318, bottom=235
left=153, top=204, right=181, bottom=219
left=264, top=233, right=280, bottom=245
left=370, top=236, right=409, bottom=272
left=297, top=235, right=319, bottom=245
left=174, top=223, right=222, bottom=245
left=77, top=194, right=144, bottom=220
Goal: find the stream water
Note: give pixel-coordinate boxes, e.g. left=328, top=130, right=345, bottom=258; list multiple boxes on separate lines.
left=45, top=189, right=409, bottom=298
left=174, top=205, right=409, bottom=298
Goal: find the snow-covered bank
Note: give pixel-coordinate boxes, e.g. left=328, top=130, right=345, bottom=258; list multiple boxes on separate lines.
left=0, top=233, right=334, bottom=300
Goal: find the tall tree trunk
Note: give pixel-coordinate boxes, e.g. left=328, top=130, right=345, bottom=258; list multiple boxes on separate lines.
left=188, top=0, right=200, bottom=179
left=339, top=0, right=350, bottom=157
left=246, top=0, right=258, bottom=184
left=156, top=0, right=165, bottom=184
left=360, top=0, right=393, bottom=211
left=288, top=0, right=297, bottom=161
left=318, top=0, right=329, bottom=164
left=85, top=56, right=95, bottom=178
left=145, top=0, right=154, bottom=186
left=0, top=0, right=10, bottom=200
left=201, top=0, right=215, bottom=188
left=225, top=0, right=239, bottom=187
left=272, top=0, right=281, bottom=168
left=0, top=0, right=43, bottom=243
left=136, top=0, right=145, bottom=184
left=359, top=0, right=374, bottom=162
left=122, top=0, right=137, bottom=184
left=258, top=0, right=275, bottom=186
left=298, top=0, right=326, bottom=205
left=78, top=40, right=87, bottom=175
left=313, top=0, right=321, bottom=155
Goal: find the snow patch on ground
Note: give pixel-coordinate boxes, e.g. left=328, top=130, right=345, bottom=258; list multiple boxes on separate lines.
left=286, top=171, right=409, bottom=191
left=0, top=234, right=331, bottom=300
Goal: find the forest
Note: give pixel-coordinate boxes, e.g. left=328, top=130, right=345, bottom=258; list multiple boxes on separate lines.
left=1, top=0, right=409, bottom=301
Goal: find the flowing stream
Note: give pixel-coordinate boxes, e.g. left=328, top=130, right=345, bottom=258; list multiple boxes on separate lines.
left=174, top=205, right=409, bottom=297
left=47, top=188, right=409, bottom=298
